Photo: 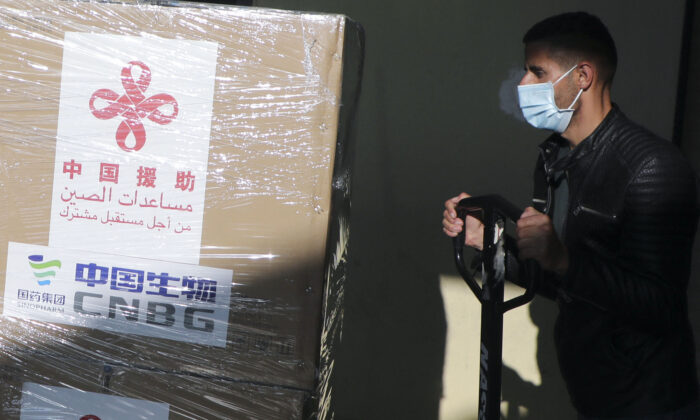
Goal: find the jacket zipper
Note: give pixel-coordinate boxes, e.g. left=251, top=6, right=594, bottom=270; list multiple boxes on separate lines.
left=574, top=204, right=617, bottom=220
left=538, top=146, right=555, bottom=215
left=561, top=169, right=570, bottom=232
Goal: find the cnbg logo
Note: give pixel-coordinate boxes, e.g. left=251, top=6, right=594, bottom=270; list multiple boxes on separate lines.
left=27, top=255, right=61, bottom=286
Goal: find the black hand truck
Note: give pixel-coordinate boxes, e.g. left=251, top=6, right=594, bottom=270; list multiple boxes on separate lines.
left=452, top=195, right=537, bottom=420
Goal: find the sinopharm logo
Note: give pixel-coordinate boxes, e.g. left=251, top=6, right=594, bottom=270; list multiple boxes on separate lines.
left=28, top=255, right=61, bottom=286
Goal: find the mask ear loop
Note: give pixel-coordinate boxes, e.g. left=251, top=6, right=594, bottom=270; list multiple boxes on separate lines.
left=554, top=64, right=583, bottom=110
left=566, top=88, right=583, bottom=109
left=553, top=64, right=579, bottom=85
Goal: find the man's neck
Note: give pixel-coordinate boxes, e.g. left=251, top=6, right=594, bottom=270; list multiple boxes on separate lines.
left=562, top=89, right=612, bottom=148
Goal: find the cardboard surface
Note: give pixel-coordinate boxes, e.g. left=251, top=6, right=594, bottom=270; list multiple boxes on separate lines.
left=0, top=0, right=353, bottom=391
left=0, top=351, right=305, bottom=419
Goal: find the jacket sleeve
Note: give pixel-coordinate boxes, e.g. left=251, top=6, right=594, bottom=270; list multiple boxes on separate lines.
left=561, top=151, right=699, bottom=332
left=503, top=234, right=561, bottom=301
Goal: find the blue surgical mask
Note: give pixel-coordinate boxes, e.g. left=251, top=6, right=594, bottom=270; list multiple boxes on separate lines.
left=517, top=65, right=583, bottom=133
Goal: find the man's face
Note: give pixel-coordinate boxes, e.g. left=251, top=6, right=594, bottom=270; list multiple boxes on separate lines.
left=519, top=44, right=578, bottom=110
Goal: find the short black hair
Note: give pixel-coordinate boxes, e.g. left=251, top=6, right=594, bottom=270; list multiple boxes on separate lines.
left=523, top=12, right=617, bottom=86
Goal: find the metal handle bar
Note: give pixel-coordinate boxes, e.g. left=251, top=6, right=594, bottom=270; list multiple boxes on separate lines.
left=452, top=194, right=536, bottom=313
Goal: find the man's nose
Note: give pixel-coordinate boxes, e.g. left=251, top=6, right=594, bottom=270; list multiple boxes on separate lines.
left=518, top=73, right=532, bottom=86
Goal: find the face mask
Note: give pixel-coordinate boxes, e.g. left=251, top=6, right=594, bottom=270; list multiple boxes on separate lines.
left=517, top=65, right=583, bottom=133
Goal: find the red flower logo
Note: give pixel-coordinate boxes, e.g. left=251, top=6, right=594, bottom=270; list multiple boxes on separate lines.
left=89, top=61, right=179, bottom=152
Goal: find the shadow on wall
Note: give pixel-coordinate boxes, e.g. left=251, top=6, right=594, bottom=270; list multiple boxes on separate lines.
left=442, top=232, right=700, bottom=420
left=440, top=274, right=575, bottom=420
left=501, top=299, right=575, bottom=420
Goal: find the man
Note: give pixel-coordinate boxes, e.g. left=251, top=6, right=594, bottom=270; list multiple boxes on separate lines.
left=442, top=12, right=700, bottom=419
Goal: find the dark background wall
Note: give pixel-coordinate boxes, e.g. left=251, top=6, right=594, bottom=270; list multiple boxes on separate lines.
left=251, top=1, right=691, bottom=419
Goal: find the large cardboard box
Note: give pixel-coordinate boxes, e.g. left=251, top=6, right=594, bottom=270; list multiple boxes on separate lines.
left=0, top=0, right=361, bottom=396
left=0, top=351, right=306, bottom=419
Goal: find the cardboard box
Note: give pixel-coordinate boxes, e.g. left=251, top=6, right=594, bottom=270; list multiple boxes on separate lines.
left=0, top=351, right=306, bottom=419
left=0, top=0, right=361, bottom=392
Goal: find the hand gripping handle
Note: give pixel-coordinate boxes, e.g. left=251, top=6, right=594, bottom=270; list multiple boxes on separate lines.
left=452, top=194, right=537, bottom=312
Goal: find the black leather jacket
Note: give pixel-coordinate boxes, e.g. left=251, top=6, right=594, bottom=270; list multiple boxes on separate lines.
left=531, top=106, right=699, bottom=417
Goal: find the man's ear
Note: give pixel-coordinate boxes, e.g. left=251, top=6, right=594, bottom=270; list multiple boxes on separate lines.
left=576, top=62, right=595, bottom=90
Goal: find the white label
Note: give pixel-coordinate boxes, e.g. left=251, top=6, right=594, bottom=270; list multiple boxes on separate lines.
left=4, top=242, right=232, bottom=347
left=49, top=33, right=219, bottom=264
left=21, top=382, right=170, bottom=420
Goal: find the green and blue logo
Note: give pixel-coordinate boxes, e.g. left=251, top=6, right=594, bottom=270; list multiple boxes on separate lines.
left=28, top=255, right=61, bottom=286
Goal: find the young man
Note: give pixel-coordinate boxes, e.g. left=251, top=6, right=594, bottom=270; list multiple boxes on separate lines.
left=442, top=12, right=700, bottom=419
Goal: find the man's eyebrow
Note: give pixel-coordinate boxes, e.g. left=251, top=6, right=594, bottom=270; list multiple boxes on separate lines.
left=525, top=64, right=545, bottom=73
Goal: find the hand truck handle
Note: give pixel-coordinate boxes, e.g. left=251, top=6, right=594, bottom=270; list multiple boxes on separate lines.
left=452, top=194, right=537, bottom=312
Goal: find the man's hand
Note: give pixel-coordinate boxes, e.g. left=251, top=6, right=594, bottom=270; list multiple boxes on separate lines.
left=516, top=207, right=569, bottom=274
left=442, top=192, right=484, bottom=250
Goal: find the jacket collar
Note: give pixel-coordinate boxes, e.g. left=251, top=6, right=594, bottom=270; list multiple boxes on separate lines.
left=537, top=104, right=622, bottom=175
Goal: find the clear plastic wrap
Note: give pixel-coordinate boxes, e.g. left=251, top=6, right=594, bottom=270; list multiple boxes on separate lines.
left=0, top=0, right=363, bottom=418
